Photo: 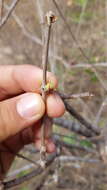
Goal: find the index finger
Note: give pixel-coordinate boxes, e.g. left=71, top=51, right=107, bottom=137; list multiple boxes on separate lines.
left=0, top=64, right=58, bottom=100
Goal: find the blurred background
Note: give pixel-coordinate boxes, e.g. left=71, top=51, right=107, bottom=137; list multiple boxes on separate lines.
left=0, top=0, right=107, bottom=189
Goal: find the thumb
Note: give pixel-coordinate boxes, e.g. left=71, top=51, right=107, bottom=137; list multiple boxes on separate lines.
left=0, top=93, right=45, bottom=142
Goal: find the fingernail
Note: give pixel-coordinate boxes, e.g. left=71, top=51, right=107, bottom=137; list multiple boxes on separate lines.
left=17, top=93, right=44, bottom=119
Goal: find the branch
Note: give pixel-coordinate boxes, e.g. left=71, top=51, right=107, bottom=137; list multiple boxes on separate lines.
left=58, top=91, right=94, bottom=100
left=54, top=133, right=92, bottom=145
left=2, top=143, right=38, bottom=166
left=52, top=0, right=90, bottom=62
left=0, top=0, right=3, bottom=22
left=94, top=97, right=107, bottom=126
left=62, top=100, right=100, bottom=135
left=4, top=3, right=42, bottom=45
left=52, top=0, right=107, bottom=92
left=40, top=11, right=56, bottom=167
left=53, top=118, right=94, bottom=137
left=0, top=0, right=20, bottom=28
left=24, top=146, right=39, bottom=154
left=35, top=166, right=52, bottom=190
left=58, top=155, right=100, bottom=163
left=3, top=153, right=58, bottom=189
left=54, top=137, right=96, bottom=153
left=70, top=62, right=107, bottom=69
left=7, top=164, right=35, bottom=178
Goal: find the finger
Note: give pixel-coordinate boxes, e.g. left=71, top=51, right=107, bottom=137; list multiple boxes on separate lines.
left=35, top=139, right=56, bottom=153
left=0, top=93, right=45, bottom=142
left=0, top=65, right=58, bottom=100
left=46, top=92, right=65, bottom=117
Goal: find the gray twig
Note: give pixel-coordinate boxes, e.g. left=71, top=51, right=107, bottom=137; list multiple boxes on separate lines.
left=62, top=100, right=100, bottom=135
left=53, top=118, right=94, bottom=137
left=0, top=0, right=3, bottom=22
left=3, top=153, right=58, bottom=189
left=52, top=0, right=90, bottom=62
left=70, top=62, right=107, bottom=69
left=7, top=164, right=35, bottom=178
left=55, top=137, right=96, bottom=153
left=0, top=0, right=20, bottom=28
left=58, top=91, right=94, bottom=100
left=36, top=165, right=52, bottom=190
left=58, top=155, right=100, bottom=163
left=2, top=143, right=38, bottom=166
left=94, top=97, right=107, bottom=126
left=4, top=3, right=42, bottom=45
left=52, top=0, right=107, bottom=92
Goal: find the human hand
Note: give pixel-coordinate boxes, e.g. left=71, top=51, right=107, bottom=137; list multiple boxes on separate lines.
left=0, top=64, right=65, bottom=179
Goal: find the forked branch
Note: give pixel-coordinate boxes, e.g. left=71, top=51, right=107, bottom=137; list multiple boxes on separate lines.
left=0, top=0, right=20, bottom=28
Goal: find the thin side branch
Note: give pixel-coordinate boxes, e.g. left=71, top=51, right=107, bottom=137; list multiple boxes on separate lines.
left=3, top=153, right=58, bottom=189
left=94, top=97, right=107, bottom=126
left=62, top=100, right=100, bottom=135
left=53, top=118, right=94, bottom=137
left=58, top=155, right=100, bottom=163
left=52, top=0, right=107, bottom=92
left=58, top=92, right=94, bottom=100
left=70, top=62, right=107, bottom=69
left=52, top=0, right=90, bottom=62
left=0, top=0, right=20, bottom=28
left=4, top=3, right=42, bottom=45
left=35, top=165, right=52, bottom=190
left=0, top=0, right=3, bottom=22
left=55, top=138, right=96, bottom=153
left=2, top=143, right=38, bottom=166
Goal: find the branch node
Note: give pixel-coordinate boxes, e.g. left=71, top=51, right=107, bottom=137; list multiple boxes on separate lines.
left=46, top=11, right=57, bottom=26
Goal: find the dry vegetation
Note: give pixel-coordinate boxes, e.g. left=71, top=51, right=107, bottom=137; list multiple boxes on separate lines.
left=0, top=0, right=107, bottom=189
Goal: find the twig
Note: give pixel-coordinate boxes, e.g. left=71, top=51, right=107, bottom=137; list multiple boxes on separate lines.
left=7, top=164, right=35, bottom=178
left=35, top=0, right=44, bottom=24
left=0, top=0, right=20, bottom=28
left=58, top=92, right=94, bottom=100
left=54, top=133, right=97, bottom=153
left=3, top=152, right=58, bottom=189
left=0, top=0, right=3, bottom=22
left=58, top=155, right=100, bottom=163
left=70, top=62, right=107, bottom=68
left=62, top=100, right=100, bottom=135
left=91, top=67, right=107, bottom=92
left=55, top=137, right=96, bottom=153
left=2, top=143, right=38, bottom=166
left=52, top=0, right=90, bottom=62
left=23, top=146, right=39, bottom=154
left=36, top=166, right=52, bottom=190
left=53, top=118, right=94, bottom=137
left=40, top=11, right=57, bottom=168
left=52, top=0, right=107, bottom=92
left=54, top=133, right=91, bottom=145
left=72, top=63, right=107, bottom=92
left=94, top=97, right=107, bottom=126
left=4, top=3, right=42, bottom=45
left=75, top=0, right=88, bottom=37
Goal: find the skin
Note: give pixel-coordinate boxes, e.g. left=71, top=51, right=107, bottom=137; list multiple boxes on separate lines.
left=0, top=64, right=65, bottom=179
